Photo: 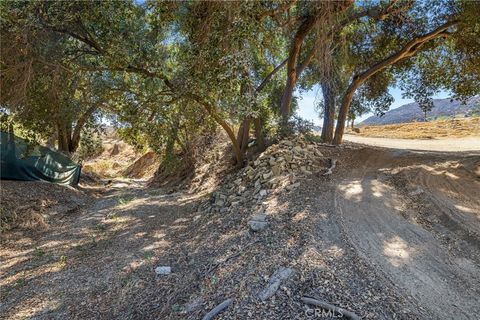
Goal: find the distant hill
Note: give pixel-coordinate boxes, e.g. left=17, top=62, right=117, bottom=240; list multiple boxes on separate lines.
left=360, top=96, right=480, bottom=126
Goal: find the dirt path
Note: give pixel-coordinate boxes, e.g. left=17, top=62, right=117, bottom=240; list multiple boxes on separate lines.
left=0, top=180, right=203, bottom=319
left=344, top=134, right=480, bottom=152
left=2, top=144, right=479, bottom=319
left=333, top=148, right=480, bottom=319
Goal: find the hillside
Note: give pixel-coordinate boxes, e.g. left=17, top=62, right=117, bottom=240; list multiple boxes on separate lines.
left=361, top=96, right=480, bottom=125
left=348, top=117, right=480, bottom=139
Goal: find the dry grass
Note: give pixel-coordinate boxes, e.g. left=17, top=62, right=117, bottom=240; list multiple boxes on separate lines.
left=350, top=117, right=480, bottom=139
left=82, top=137, right=158, bottom=179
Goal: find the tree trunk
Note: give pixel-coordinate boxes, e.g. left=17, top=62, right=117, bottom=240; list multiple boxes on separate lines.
left=320, top=82, right=336, bottom=143
left=236, top=117, right=251, bottom=162
left=57, top=122, right=71, bottom=153
left=279, top=2, right=355, bottom=126
left=279, top=14, right=319, bottom=124
left=333, top=79, right=360, bottom=145
left=351, top=118, right=354, bottom=129
left=70, top=105, right=97, bottom=154
left=280, top=74, right=296, bottom=124
left=253, top=117, right=265, bottom=152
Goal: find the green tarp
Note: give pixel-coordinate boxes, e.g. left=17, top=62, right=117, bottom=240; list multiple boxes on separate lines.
left=0, top=131, right=81, bottom=186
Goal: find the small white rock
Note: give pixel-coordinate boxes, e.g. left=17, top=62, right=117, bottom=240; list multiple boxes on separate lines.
left=155, top=266, right=171, bottom=275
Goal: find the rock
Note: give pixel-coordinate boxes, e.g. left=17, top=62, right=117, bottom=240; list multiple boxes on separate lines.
left=286, top=182, right=300, bottom=190
left=259, top=190, right=267, bottom=197
left=293, top=146, right=303, bottom=152
left=238, top=186, right=246, bottom=194
left=271, top=165, right=283, bottom=176
left=215, top=199, right=225, bottom=207
left=263, top=172, right=272, bottom=180
left=301, top=167, right=312, bottom=175
left=258, top=267, right=294, bottom=301
left=249, top=220, right=267, bottom=231
left=155, top=266, right=171, bottom=275
left=314, top=150, right=323, bottom=157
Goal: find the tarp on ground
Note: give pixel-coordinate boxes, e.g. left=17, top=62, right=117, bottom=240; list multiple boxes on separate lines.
left=0, top=131, right=81, bottom=186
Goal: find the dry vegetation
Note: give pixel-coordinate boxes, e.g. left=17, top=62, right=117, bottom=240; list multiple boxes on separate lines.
left=82, top=136, right=158, bottom=179
left=348, top=117, right=480, bottom=139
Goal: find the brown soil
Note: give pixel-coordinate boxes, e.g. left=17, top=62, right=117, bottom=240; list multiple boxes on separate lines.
left=348, top=117, right=480, bottom=139
left=1, top=143, right=479, bottom=319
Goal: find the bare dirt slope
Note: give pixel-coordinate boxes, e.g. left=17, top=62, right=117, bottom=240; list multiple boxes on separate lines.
left=1, top=142, right=479, bottom=319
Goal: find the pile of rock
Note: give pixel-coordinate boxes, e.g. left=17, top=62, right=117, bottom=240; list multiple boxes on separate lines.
left=197, top=137, right=327, bottom=231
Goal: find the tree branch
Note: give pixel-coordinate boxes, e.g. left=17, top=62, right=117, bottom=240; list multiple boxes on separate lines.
left=355, top=20, right=457, bottom=84
left=255, top=58, right=288, bottom=93
left=257, top=0, right=297, bottom=21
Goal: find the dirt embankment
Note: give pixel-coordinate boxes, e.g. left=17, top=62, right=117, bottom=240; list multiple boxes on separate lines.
left=0, top=181, right=89, bottom=232
left=82, top=137, right=158, bottom=179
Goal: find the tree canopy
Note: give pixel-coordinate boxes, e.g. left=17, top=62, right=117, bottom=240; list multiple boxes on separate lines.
left=1, top=0, right=478, bottom=164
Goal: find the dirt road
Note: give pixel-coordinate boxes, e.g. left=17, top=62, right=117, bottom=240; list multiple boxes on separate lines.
left=334, top=147, right=480, bottom=319
left=344, top=134, right=480, bottom=152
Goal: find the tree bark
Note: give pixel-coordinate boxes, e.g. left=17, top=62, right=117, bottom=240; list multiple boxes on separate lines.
left=320, top=82, right=336, bottom=143
left=236, top=117, right=251, bottom=161
left=253, top=117, right=265, bottom=152
left=57, top=122, right=71, bottom=153
left=279, top=1, right=354, bottom=125
left=280, top=14, right=319, bottom=124
left=333, top=79, right=361, bottom=145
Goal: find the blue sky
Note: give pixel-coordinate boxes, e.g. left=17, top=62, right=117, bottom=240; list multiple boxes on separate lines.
left=296, top=86, right=451, bottom=125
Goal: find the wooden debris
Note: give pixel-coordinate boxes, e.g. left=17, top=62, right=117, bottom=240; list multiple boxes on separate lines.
left=202, top=298, right=233, bottom=320
left=258, top=267, right=294, bottom=301
left=301, top=297, right=361, bottom=320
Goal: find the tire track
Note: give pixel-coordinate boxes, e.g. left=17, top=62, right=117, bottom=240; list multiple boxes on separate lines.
left=334, top=149, right=480, bottom=319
